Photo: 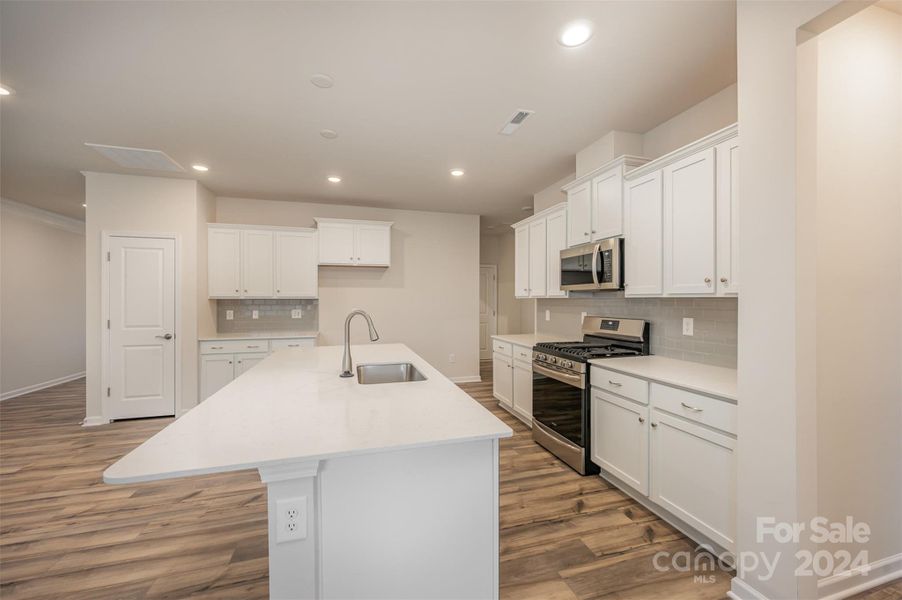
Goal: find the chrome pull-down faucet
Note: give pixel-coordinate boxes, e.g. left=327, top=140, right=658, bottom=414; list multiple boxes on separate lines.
left=340, top=310, right=380, bottom=377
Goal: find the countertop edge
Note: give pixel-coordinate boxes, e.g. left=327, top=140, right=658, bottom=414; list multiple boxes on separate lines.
left=587, top=357, right=738, bottom=402
left=198, top=332, right=319, bottom=341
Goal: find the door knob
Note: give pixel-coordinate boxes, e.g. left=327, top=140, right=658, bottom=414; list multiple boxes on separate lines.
left=156, top=333, right=173, bottom=340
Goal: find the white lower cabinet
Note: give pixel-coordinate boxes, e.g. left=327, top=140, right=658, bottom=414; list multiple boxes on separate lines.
left=234, top=353, right=265, bottom=377
left=650, top=409, right=736, bottom=551
left=591, top=389, right=649, bottom=495
left=492, top=352, right=513, bottom=408
left=512, top=359, right=533, bottom=424
left=492, top=339, right=533, bottom=425
left=200, top=354, right=236, bottom=401
left=590, top=375, right=736, bottom=552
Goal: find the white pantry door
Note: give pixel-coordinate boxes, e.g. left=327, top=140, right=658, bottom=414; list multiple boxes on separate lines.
left=479, top=265, right=497, bottom=360
left=108, top=236, right=176, bottom=419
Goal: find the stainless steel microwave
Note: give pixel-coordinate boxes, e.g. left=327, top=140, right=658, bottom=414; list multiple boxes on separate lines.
left=560, top=238, right=624, bottom=291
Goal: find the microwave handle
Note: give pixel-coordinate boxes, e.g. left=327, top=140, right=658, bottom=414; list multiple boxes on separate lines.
left=591, top=243, right=601, bottom=286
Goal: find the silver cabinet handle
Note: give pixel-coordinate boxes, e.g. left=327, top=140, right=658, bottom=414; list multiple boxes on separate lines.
left=651, top=422, right=658, bottom=428
left=247, top=345, right=260, bottom=349
left=155, top=333, right=173, bottom=340
left=235, top=289, right=239, bottom=293
left=608, top=380, right=622, bottom=387
left=638, top=416, right=645, bottom=423
left=720, top=277, right=728, bottom=283
left=681, top=402, right=703, bottom=412
left=228, top=361, right=232, bottom=365
left=704, top=277, right=712, bottom=284
left=210, top=345, right=223, bottom=350
left=287, top=344, right=300, bottom=347
left=584, top=231, right=589, bottom=235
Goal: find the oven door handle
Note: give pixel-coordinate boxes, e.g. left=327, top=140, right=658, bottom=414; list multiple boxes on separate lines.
left=591, top=243, right=601, bottom=286
left=532, top=362, right=585, bottom=389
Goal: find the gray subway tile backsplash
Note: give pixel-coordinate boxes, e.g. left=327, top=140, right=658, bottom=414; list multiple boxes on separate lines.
left=217, top=299, right=319, bottom=333
left=535, top=294, right=738, bottom=368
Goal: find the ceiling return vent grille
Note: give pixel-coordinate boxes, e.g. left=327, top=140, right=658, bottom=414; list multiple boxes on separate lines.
left=85, top=143, right=185, bottom=172
left=499, top=109, right=535, bottom=135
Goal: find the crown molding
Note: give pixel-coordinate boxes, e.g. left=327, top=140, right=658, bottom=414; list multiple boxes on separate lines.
left=0, top=198, right=85, bottom=235
left=625, top=123, right=739, bottom=181
left=511, top=201, right=567, bottom=229
left=561, top=155, right=651, bottom=192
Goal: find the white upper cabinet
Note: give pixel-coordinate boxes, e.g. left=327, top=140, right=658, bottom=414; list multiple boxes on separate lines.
left=241, top=230, right=275, bottom=297
left=275, top=231, right=318, bottom=298
left=514, top=224, right=530, bottom=298
left=566, top=181, right=592, bottom=246
left=315, top=218, right=392, bottom=267
left=624, top=171, right=663, bottom=296
left=208, top=228, right=241, bottom=297
left=528, top=219, right=547, bottom=298
left=716, top=137, right=740, bottom=296
left=591, top=167, right=625, bottom=241
left=544, top=208, right=568, bottom=298
left=208, top=225, right=318, bottom=299
left=663, top=148, right=716, bottom=295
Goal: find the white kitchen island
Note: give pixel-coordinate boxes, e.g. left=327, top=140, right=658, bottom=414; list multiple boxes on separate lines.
left=105, top=343, right=512, bottom=600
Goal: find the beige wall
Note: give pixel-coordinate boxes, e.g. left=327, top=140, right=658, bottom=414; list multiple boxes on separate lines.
left=575, top=131, right=644, bottom=178
left=812, top=3, right=901, bottom=580
left=196, top=184, right=217, bottom=338
left=479, top=232, right=522, bottom=336
left=84, top=173, right=202, bottom=421
left=532, top=174, right=575, bottom=214
left=216, top=197, right=480, bottom=380
left=1, top=200, right=86, bottom=398
left=641, top=83, right=738, bottom=159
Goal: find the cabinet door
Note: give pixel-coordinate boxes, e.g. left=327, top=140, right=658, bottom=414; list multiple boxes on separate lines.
left=492, top=353, right=513, bottom=408
left=514, top=225, right=530, bottom=298
left=208, top=228, right=241, bottom=298
left=624, top=172, right=663, bottom=296
left=512, top=360, right=533, bottom=423
left=201, top=354, right=234, bottom=401
left=567, top=181, right=592, bottom=247
left=716, top=138, right=740, bottom=296
left=234, top=352, right=265, bottom=377
left=650, top=409, right=736, bottom=551
left=275, top=231, right=318, bottom=298
left=591, top=390, right=649, bottom=495
left=355, top=224, right=391, bottom=266
left=592, top=168, right=623, bottom=241
left=545, top=209, right=568, bottom=298
left=528, top=219, right=547, bottom=298
left=663, top=148, right=716, bottom=295
left=240, top=230, right=274, bottom=297
left=318, top=222, right=356, bottom=265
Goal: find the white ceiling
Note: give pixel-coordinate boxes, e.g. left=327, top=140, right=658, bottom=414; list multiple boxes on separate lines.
left=0, top=1, right=736, bottom=223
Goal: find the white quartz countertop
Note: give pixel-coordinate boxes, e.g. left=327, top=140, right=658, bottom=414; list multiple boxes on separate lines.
left=105, top=344, right=512, bottom=484
left=588, top=355, right=737, bottom=401
left=198, top=331, right=318, bottom=341
left=491, top=333, right=560, bottom=347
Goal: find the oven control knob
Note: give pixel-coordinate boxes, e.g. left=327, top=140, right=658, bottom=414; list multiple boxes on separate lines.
left=548, top=357, right=557, bottom=364
left=563, top=360, right=573, bottom=368
left=536, top=353, right=546, bottom=361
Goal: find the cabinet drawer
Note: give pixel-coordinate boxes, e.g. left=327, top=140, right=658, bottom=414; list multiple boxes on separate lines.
left=492, top=340, right=513, bottom=356
left=651, top=383, right=736, bottom=435
left=512, top=344, right=532, bottom=363
left=270, top=337, right=316, bottom=350
left=590, top=366, right=648, bottom=404
left=200, top=340, right=270, bottom=355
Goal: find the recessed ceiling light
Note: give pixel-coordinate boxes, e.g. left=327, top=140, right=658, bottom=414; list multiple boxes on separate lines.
left=192, top=164, right=209, bottom=172
left=559, top=21, right=593, bottom=47
left=0, top=85, right=13, bottom=96
left=311, top=73, right=334, bottom=88
left=450, top=169, right=465, bottom=177
left=327, top=176, right=342, bottom=183
left=320, top=129, right=338, bottom=139
left=82, top=203, right=87, bottom=208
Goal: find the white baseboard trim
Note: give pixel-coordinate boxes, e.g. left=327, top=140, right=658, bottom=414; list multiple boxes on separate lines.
left=1, top=371, right=86, bottom=401
left=818, top=552, right=902, bottom=600
left=728, top=576, right=769, bottom=600
left=450, top=375, right=482, bottom=383
left=82, top=415, right=111, bottom=427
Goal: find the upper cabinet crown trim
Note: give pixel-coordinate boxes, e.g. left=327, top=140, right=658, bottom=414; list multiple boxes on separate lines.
left=208, top=223, right=316, bottom=233
left=625, top=123, right=738, bottom=182
left=510, top=202, right=567, bottom=229
left=561, top=155, right=650, bottom=192
left=314, top=217, right=394, bottom=227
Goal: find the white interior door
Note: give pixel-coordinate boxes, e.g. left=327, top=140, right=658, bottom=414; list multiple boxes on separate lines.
left=108, top=235, right=176, bottom=419
left=478, top=265, right=497, bottom=360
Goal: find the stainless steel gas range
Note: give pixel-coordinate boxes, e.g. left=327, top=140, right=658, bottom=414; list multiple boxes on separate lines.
left=531, top=316, right=650, bottom=475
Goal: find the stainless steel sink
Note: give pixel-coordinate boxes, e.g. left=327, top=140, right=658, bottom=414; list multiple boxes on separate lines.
left=356, top=362, right=427, bottom=384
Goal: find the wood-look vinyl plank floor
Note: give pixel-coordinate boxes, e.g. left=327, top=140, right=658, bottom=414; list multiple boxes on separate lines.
left=1, top=367, right=898, bottom=599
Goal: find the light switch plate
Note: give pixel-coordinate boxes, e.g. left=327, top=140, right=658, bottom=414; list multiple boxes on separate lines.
left=580, top=311, right=587, bottom=324
left=682, top=317, right=694, bottom=336
left=545, top=309, right=551, bottom=321
left=225, top=310, right=234, bottom=321
left=291, top=309, right=302, bottom=319
left=252, top=310, right=259, bottom=320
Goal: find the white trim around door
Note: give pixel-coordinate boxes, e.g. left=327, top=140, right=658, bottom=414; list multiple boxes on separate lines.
left=479, top=264, right=498, bottom=361
left=101, top=231, right=181, bottom=421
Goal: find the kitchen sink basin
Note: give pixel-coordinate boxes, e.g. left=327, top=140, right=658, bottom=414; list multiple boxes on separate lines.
left=356, top=362, right=427, bottom=384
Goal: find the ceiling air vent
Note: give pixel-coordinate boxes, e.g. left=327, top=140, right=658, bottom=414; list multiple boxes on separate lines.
left=85, top=143, right=185, bottom=172
left=499, top=109, right=535, bottom=135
